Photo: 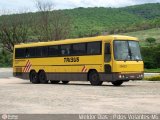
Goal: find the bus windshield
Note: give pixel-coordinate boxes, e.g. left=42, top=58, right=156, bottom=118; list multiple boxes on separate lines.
left=114, top=40, right=142, bottom=61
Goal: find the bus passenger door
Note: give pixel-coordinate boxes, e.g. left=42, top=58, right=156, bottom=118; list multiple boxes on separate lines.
left=104, top=43, right=112, bottom=74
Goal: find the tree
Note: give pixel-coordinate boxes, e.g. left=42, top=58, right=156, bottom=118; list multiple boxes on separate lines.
left=0, top=48, right=12, bottom=67
left=141, top=44, right=160, bottom=69
left=0, top=13, right=32, bottom=53
left=145, top=37, right=156, bottom=46
left=34, top=0, right=54, bottom=41
left=51, top=11, right=71, bottom=40
left=34, top=0, right=71, bottom=41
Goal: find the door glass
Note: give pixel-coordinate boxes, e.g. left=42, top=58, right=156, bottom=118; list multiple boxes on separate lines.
left=105, top=43, right=111, bottom=62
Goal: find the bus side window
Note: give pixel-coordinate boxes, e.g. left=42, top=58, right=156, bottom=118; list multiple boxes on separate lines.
left=42, top=47, right=48, bottom=57
left=29, top=48, right=36, bottom=57
left=87, top=42, right=101, bottom=55
left=72, top=43, right=86, bottom=55
left=48, top=45, right=60, bottom=56
left=25, top=48, right=30, bottom=58
left=105, top=43, right=111, bottom=62
left=61, top=44, right=71, bottom=56
left=36, top=47, right=42, bottom=57
left=15, top=48, right=25, bottom=58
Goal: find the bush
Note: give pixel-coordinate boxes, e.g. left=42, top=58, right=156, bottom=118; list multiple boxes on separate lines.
left=141, top=44, right=160, bottom=69
left=145, top=37, right=156, bottom=45
left=144, top=61, right=156, bottom=69
left=0, top=49, right=12, bottom=67
left=144, top=75, right=160, bottom=81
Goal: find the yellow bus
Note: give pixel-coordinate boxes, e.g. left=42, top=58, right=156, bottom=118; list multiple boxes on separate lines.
left=13, top=35, right=144, bottom=86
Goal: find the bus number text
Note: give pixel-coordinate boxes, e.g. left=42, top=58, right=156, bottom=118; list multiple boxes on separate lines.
left=64, top=57, right=79, bottom=62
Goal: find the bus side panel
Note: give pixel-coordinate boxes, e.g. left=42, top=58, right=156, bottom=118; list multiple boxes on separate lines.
left=47, top=73, right=87, bottom=81
left=13, top=72, right=29, bottom=80
left=13, top=55, right=104, bottom=81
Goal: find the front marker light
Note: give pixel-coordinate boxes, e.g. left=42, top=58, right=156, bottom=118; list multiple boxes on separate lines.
left=122, top=75, right=125, bottom=78
left=119, top=75, right=122, bottom=78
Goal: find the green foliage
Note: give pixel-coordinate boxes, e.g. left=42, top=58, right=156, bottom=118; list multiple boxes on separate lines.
left=65, top=3, right=160, bottom=37
left=145, top=37, right=156, bottom=45
left=145, top=68, right=160, bottom=73
left=0, top=3, right=160, bottom=39
left=144, top=75, right=160, bottom=81
left=64, top=7, right=144, bottom=37
left=0, top=13, right=32, bottom=52
left=121, top=3, right=160, bottom=19
left=123, top=28, right=160, bottom=45
left=0, top=49, right=12, bottom=67
left=0, top=3, right=160, bottom=68
left=141, top=44, right=160, bottom=69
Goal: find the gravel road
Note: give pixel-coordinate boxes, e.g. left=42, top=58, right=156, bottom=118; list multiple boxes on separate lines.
left=0, top=68, right=160, bottom=114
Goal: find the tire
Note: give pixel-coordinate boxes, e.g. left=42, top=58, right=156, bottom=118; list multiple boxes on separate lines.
left=89, top=70, right=103, bottom=86
left=38, top=71, right=48, bottom=84
left=62, top=81, right=69, bottom=84
left=112, top=81, right=123, bottom=86
left=50, top=80, right=60, bottom=84
left=29, top=71, right=39, bottom=84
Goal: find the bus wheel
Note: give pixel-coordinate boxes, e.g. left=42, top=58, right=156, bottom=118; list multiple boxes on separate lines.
left=29, top=71, right=39, bottom=84
left=62, top=81, right=69, bottom=84
left=89, top=70, right=103, bottom=86
left=50, top=80, right=60, bottom=84
left=112, top=81, right=123, bottom=86
left=38, top=71, right=48, bottom=84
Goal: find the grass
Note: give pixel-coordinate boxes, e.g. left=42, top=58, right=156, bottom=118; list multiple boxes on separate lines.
left=144, top=75, right=160, bottom=81
left=144, top=68, right=160, bottom=73
left=122, top=28, right=160, bottom=46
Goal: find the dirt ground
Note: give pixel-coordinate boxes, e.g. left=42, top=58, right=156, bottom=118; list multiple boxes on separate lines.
left=0, top=76, right=160, bottom=114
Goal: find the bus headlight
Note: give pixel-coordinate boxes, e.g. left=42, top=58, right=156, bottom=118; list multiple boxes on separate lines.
left=119, top=75, right=125, bottom=79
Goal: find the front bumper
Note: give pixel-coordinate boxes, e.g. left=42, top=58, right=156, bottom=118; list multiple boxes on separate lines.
left=100, top=72, right=144, bottom=82
left=113, top=72, right=144, bottom=81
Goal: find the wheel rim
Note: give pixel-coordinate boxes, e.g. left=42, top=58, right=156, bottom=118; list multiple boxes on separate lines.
left=39, top=71, right=48, bottom=83
left=40, top=73, right=45, bottom=81
left=92, top=74, right=98, bottom=81
left=32, top=73, right=37, bottom=81
left=89, top=71, right=102, bottom=86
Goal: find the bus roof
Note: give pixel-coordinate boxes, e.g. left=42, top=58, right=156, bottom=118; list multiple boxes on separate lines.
left=15, top=35, right=138, bottom=48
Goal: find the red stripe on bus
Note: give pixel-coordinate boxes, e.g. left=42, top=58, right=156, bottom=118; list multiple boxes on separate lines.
left=82, top=66, right=85, bottom=72
left=24, top=60, right=30, bottom=72
left=26, top=63, right=32, bottom=72
left=23, top=60, right=29, bottom=72
left=25, top=61, right=31, bottom=72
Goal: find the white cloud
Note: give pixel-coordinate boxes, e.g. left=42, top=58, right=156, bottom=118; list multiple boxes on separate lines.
left=0, top=0, right=33, bottom=9
left=53, top=0, right=160, bottom=9
left=0, top=0, right=35, bottom=15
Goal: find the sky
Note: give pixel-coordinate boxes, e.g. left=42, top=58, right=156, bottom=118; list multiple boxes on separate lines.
left=0, top=0, right=160, bottom=14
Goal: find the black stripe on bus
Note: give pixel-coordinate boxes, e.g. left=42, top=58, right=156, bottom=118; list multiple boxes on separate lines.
left=14, top=64, right=102, bottom=67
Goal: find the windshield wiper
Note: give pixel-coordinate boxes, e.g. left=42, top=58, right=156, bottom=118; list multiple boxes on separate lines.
left=124, top=54, right=130, bottom=62
left=130, top=52, right=140, bottom=61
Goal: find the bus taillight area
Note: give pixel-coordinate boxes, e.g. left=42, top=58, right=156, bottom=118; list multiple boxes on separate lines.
left=113, top=72, right=144, bottom=81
